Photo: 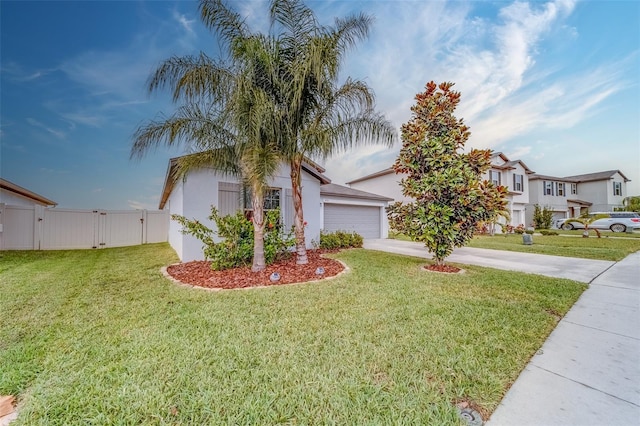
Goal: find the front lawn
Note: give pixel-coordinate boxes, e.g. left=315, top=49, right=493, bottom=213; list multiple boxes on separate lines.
left=1, top=244, right=585, bottom=424
left=467, top=233, right=640, bottom=261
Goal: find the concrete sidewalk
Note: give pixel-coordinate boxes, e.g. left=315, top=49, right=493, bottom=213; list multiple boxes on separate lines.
left=363, top=239, right=640, bottom=425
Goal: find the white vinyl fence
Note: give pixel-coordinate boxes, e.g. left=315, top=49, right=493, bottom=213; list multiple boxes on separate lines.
left=0, top=204, right=168, bottom=250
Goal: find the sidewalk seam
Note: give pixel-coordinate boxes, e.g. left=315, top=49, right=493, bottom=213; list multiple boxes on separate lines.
left=588, top=261, right=619, bottom=284
left=529, top=364, right=640, bottom=408
left=562, top=320, right=640, bottom=341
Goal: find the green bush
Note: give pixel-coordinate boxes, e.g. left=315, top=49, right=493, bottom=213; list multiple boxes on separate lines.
left=319, top=230, right=363, bottom=250
left=539, top=230, right=558, bottom=236
left=533, top=204, right=554, bottom=229
left=172, top=207, right=294, bottom=270
left=525, top=229, right=534, bottom=235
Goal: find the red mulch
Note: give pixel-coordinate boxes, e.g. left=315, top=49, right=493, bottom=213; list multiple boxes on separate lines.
left=166, top=249, right=344, bottom=290
left=424, top=264, right=462, bottom=273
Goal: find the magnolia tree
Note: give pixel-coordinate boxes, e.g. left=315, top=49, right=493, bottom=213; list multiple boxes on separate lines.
left=387, top=81, right=508, bottom=268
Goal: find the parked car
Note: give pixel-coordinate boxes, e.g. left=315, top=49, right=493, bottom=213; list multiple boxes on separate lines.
left=558, top=212, right=640, bottom=232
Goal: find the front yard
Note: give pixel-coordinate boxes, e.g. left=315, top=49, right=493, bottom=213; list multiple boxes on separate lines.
left=1, top=244, right=585, bottom=424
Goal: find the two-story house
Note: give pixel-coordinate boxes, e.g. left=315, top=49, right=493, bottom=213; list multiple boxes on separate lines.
left=527, top=170, right=630, bottom=224
left=485, top=152, right=535, bottom=227
left=347, top=152, right=534, bottom=229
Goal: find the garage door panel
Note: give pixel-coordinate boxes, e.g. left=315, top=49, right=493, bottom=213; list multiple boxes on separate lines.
left=324, top=204, right=380, bottom=239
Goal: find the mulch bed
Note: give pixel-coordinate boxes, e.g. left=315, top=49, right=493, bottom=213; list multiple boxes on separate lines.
left=424, top=264, right=462, bottom=273
left=166, top=249, right=345, bottom=290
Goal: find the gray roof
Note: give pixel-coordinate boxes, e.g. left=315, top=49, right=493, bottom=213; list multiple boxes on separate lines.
left=345, top=168, right=394, bottom=185
left=530, top=169, right=630, bottom=183
left=563, top=170, right=630, bottom=183
left=320, top=183, right=394, bottom=202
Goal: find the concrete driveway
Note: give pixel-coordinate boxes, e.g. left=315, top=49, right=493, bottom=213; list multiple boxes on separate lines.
left=363, top=239, right=640, bottom=425
left=363, top=238, right=614, bottom=282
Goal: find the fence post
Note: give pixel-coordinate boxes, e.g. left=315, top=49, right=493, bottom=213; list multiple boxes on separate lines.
left=141, top=210, right=147, bottom=245
left=34, top=205, right=45, bottom=250
left=0, top=203, right=4, bottom=250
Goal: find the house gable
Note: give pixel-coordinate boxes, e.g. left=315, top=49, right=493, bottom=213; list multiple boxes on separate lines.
left=0, top=178, right=57, bottom=207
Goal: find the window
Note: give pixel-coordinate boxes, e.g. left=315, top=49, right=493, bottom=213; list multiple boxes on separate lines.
left=243, top=188, right=281, bottom=218
left=490, top=170, right=501, bottom=186
left=613, top=181, right=622, bottom=196
left=544, top=181, right=553, bottom=196
left=556, top=182, right=565, bottom=197
left=513, top=174, right=523, bottom=192
left=571, top=183, right=577, bottom=195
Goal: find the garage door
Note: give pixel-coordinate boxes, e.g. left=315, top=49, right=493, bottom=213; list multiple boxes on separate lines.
left=324, top=204, right=381, bottom=239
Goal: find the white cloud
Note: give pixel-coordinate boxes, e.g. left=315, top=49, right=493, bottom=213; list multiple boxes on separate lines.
left=26, top=117, right=66, bottom=140
left=173, top=10, right=196, bottom=36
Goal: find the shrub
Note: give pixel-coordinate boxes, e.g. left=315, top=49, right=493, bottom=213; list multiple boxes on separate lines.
left=172, top=207, right=294, bottom=270
left=525, top=229, right=534, bottom=235
left=319, top=230, right=363, bottom=250
left=513, top=224, right=525, bottom=234
left=533, top=204, right=554, bottom=229
left=539, top=230, right=558, bottom=236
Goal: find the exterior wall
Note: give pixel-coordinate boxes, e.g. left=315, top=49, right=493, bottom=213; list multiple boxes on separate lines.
left=320, top=195, right=389, bottom=239
left=526, top=179, right=570, bottom=225
left=577, top=174, right=627, bottom=211
left=349, top=172, right=412, bottom=203
left=167, top=164, right=321, bottom=262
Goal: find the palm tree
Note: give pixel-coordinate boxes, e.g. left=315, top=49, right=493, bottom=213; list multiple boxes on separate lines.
left=268, top=0, right=397, bottom=264
left=132, top=1, right=282, bottom=272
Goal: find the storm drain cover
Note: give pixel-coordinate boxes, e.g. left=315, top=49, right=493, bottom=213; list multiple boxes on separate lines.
left=457, top=407, right=483, bottom=426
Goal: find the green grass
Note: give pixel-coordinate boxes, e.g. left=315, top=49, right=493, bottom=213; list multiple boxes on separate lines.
left=467, top=233, right=640, bottom=261
left=1, top=244, right=586, bottom=424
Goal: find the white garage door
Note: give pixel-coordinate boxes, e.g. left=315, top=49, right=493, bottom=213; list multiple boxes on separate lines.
left=324, top=204, right=381, bottom=239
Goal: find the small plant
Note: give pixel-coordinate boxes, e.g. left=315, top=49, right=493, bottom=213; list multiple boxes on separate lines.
left=525, top=229, right=534, bottom=235
left=539, top=230, right=558, bottom=236
left=513, top=224, right=525, bottom=234
left=172, top=207, right=294, bottom=270
left=533, top=204, right=554, bottom=229
left=319, top=230, right=363, bottom=250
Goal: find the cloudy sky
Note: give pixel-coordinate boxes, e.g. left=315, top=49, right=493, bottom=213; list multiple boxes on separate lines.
left=1, top=0, right=638, bottom=209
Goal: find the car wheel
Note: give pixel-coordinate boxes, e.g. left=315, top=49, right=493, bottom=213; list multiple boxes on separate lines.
left=610, top=224, right=626, bottom=233
left=562, top=223, right=574, bottom=231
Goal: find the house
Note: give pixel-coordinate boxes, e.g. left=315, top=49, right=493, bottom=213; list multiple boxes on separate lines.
left=0, top=178, right=57, bottom=207
left=347, top=152, right=534, bottom=228
left=527, top=170, right=630, bottom=224
left=159, top=156, right=392, bottom=261
left=484, top=152, right=535, bottom=227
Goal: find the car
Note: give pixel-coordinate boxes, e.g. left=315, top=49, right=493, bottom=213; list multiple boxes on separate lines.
left=558, top=212, right=640, bottom=233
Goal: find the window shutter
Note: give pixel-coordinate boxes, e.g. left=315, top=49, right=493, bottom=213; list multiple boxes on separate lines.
left=284, top=189, right=294, bottom=231
left=218, top=182, right=241, bottom=216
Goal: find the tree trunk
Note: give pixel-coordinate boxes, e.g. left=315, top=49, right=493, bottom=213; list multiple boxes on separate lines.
left=290, top=157, right=308, bottom=265
left=251, top=185, right=266, bottom=272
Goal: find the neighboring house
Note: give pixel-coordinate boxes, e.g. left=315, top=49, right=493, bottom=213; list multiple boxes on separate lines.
left=159, top=156, right=392, bottom=261
left=347, top=152, right=534, bottom=228
left=484, top=152, right=535, bottom=227
left=0, top=178, right=57, bottom=207
left=527, top=170, right=630, bottom=224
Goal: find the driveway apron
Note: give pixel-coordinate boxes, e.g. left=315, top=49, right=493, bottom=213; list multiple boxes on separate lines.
left=363, top=239, right=640, bottom=426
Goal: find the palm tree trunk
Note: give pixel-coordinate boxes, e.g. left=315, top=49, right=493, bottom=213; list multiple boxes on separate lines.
left=290, top=157, right=308, bottom=265
left=251, top=185, right=267, bottom=272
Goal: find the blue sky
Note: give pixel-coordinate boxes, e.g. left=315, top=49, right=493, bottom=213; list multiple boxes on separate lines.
left=1, top=0, right=638, bottom=209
